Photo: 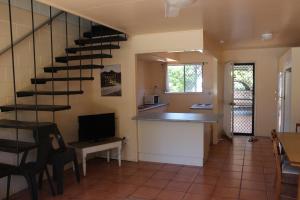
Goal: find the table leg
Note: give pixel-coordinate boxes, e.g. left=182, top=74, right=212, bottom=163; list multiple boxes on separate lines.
left=82, top=152, right=86, bottom=177
left=107, top=150, right=110, bottom=163
left=118, top=145, right=122, bottom=167
left=298, top=175, right=300, bottom=200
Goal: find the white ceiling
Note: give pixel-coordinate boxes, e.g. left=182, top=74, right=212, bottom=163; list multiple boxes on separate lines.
left=37, top=0, right=300, bottom=49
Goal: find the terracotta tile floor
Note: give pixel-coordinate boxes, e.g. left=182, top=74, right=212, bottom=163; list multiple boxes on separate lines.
left=12, top=137, right=298, bottom=200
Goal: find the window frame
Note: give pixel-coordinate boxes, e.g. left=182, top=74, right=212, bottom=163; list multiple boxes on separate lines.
left=165, top=63, right=204, bottom=94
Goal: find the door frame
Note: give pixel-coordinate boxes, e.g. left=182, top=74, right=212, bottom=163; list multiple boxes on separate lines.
left=232, top=63, right=256, bottom=136
left=223, top=62, right=234, bottom=139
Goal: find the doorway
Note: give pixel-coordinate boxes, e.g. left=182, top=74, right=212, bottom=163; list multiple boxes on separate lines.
left=232, top=63, right=255, bottom=135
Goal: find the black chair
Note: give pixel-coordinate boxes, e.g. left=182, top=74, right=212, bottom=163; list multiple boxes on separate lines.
left=0, top=163, right=15, bottom=200
left=5, top=125, right=56, bottom=200
left=39, top=126, right=80, bottom=195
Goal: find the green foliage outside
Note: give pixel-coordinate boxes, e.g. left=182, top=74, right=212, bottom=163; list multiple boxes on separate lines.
left=167, top=65, right=202, bottom=93
left=167, top=65, right=184, bottom=92
left=233, top=66, right=253, bottom=91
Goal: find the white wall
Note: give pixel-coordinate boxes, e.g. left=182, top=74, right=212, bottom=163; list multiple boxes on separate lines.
left=222, top=48, right=288, bottom=137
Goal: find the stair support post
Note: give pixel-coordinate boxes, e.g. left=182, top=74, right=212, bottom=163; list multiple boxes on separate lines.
left=30, top=0, right=39, bottom=123
left=65, top=12, right=70, bottom=106
left=78, top=17, right=83, bottom=91
left=49, top=7, right=55, bottom=122
left=8, top=0, right=20, bottom=165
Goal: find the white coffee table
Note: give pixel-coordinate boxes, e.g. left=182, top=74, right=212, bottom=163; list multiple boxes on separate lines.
left=69, top=137, right=122, bottom=176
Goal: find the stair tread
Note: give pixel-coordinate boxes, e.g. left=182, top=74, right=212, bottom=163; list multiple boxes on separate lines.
left=66, top=44, right=120, bottom=53
left=0, top=119, right=55, bottom=130
left=17, top=90, right=84, bottom=97
left=75, top=35, right=127, bottom=45
left=31, top=77, right=94, bottom=84
left=83, top=25, right=124, bottom=38
left=0, top=139, right=37, bottom=153
left=44, top=65, right=103, bottom=73
left=0, top=104, right=71, bottom=112
left=0, top=163, right=16, bottom=177
left=55, top=54, right=112, bottom=63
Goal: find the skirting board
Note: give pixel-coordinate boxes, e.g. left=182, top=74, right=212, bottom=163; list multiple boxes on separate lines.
left=139, top=153, right=203, bottom=166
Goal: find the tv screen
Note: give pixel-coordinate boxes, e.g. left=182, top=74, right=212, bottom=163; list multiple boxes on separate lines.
left=78, top=113, right=115, bottom=142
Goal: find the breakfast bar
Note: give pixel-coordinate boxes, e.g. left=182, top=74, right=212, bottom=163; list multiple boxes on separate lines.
left=133, top=112, right=219, bottom=166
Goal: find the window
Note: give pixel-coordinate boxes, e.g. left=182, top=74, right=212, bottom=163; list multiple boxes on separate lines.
left=166, top=64, right=203, bottom=93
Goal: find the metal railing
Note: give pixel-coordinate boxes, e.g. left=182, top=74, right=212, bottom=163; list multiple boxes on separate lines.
left=0, top=10, right=64, bottom=56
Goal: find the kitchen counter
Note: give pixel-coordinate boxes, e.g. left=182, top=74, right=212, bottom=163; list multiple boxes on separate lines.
left=133, top=112, right=217, bottom=166
left=190, top=103, right=213, bottom=110
left=133, top=112, right=219, bottom=123
left=138, top=103, right=168, bottom=112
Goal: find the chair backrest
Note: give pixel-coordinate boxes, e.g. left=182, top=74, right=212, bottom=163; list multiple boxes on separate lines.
left=271, top=130, right=282, bottom=183
left=32, top=124, right=57, bottom=172
left=271, top=129, right=277, bottom=139
left=52, top=126, right=67, bottom=150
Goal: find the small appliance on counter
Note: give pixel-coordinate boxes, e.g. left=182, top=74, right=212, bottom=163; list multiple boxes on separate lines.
left=144, top=95, right=160, bottom=105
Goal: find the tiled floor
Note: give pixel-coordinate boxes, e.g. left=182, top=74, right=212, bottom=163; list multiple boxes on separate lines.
left=12, top=136, right=298, bottom=200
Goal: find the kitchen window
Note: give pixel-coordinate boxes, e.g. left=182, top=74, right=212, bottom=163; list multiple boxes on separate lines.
left=166, top=64, right=203, bottom=93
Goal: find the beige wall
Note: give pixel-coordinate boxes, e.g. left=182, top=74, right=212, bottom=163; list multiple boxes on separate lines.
left=136, top=60, right=165, bottom=106
left=222, top=48, right=288, bottom=137
left=278, top=49, right=292, bottom=72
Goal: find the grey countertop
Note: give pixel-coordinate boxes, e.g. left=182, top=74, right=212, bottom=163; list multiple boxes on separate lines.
left=138, top=103, right=168, bottom=112
left=132, top=112, right=220, bottom=123
left=190, top=103, right=213, bottom=110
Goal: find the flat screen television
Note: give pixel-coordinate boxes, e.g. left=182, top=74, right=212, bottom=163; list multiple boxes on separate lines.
left=78, top=113, right=115, bottom=142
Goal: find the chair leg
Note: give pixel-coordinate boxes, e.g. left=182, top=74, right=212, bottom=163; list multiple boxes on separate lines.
left=52, top=165, right=57, bottom=182
left=24, top=173, right=38, bottom=200
left=30, top=174, right=38, bottom=200
left=275, top=179, right=281, bottom=200
left=38, top=170, right=44, bottom=190
left=54, top=163, right=64, bottom=195
left=273, top=173, right=277, bottom=188
left=6, top=175, right=11, bottom=200
left=73, top=156, right=80, bottom=183
left=45, top=167, right=56, bottom=196
left=297, top=176, right=300, bottom=200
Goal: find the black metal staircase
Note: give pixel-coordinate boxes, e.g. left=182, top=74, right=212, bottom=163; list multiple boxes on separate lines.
left=55, top=53, right=112, bottom=63
left=1, top=23, right=127, bottom=112
left=66, top=44, right=120, bottom=54
left=16, top=90, right=84, bottom=97
left=75, top=35, right=127, bottom=45
left=0, top=1, right=127, bottom=199
left=31, top=77, right=95, bottom=84
left=44, top=64, right=104, bottom=73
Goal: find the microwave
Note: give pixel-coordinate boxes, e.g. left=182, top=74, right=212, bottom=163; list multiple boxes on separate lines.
left=144, top=95, right=160, bottom=105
